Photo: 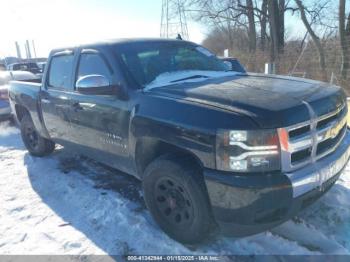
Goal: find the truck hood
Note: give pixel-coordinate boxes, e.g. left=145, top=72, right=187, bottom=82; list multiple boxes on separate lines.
left=146, top=73, right=346, bottom=128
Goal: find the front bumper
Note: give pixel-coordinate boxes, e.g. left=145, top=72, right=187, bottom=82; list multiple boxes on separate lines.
left=204, top=130, right=350, bottom=237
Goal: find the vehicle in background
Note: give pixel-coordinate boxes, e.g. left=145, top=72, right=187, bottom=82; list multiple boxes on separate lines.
left=36, top=62, right=47, bottom=73
left=8, top=39, right=350, bottom=244
left=220, top=57, right=247, bottom=73
left=7, top=62, right=42, bottom=75
left=0, top=71, right=39, bottom=121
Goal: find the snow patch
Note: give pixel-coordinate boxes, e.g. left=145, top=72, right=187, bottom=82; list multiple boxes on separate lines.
left=0, top=121, right=18, bottom=137
left=144, top=70, right=238, bottom=90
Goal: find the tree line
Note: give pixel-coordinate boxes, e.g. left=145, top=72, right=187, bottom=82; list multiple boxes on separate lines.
left=185, top=0, right=350, bottom=84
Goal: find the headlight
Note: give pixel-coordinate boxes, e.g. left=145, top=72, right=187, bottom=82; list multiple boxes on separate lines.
left=216, top=129, right=281, bottom=173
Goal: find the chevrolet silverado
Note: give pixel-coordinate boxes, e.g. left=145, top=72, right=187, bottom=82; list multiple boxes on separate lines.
left=8, top=39, right=350, bottom=244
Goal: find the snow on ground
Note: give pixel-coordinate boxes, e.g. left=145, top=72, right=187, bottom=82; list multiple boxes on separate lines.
left=0, top=120, right=350, bottom=255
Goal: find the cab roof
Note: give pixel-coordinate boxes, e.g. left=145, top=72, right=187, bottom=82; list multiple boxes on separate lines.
left=50, top=38, right=196, bottom=54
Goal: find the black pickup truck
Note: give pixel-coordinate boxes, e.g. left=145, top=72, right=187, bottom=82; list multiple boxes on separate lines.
left=9, top=39, right=350, bottom=244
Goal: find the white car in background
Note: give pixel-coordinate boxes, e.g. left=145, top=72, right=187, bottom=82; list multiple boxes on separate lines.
left=0, top=71, right=39, bottom=121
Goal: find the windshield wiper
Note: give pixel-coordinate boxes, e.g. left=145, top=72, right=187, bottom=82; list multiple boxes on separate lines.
left=170, top=75, right=210, bottom=83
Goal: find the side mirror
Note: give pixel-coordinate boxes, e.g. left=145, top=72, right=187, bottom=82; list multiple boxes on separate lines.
left=76, top=74, right=117, bottom=95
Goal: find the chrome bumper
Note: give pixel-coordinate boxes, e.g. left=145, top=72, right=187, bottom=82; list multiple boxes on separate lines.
left=287, top=130, right=350, bottom=198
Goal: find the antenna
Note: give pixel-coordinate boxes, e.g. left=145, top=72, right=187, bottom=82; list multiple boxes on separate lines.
left=160, top=0, right=189, bottom=40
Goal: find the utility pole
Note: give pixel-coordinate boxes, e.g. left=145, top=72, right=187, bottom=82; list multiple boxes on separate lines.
left=25, top=40, right=32, bottom=59
left=15, top=41, right=22, bottom=59
left=32, top=40, right=37, bottom=59
left=160, top=0, right=189, bottom=40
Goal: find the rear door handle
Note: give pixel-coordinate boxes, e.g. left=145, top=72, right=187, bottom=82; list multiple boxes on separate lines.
left=40, top=91, right=51, bottom=104
left=41, top=99, right=51, bottom=104
left=72, top=102, right=84, bottom=112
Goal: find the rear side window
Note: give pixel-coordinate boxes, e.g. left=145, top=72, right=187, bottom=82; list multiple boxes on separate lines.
left=77, top=53, right=111, bottom=80
left=48, top=55, right=74, bottom=90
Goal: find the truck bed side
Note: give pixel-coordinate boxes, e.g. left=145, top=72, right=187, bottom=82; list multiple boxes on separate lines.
left=9, top=81, right=48, bottom=138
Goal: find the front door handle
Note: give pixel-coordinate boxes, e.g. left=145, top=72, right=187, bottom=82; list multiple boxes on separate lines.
left=72, top=102, right=84, bottom=112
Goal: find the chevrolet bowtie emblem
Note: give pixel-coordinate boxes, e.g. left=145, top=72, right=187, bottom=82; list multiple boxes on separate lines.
left=330, top=128, right=338, bottom=139
left=329, top=119, right=344, bottom=139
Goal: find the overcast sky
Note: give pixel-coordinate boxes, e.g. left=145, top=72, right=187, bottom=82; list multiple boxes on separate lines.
left=0, top=0, right=206, bottom=58
left=0, top=0, right=330, bottom=59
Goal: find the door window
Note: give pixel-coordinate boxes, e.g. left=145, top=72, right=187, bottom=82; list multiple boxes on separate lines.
left=48, top=55, right=74, bottom=90
left=77, top=53, right=112, bottom=81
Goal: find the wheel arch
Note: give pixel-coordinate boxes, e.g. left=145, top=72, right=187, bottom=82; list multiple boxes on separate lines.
left=14, top=104, right=30, bottom=122
left=134, top=137, right=204, bottom=178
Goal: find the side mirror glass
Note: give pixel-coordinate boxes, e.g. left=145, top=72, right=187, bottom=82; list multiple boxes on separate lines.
left=76, top=74, right=116, bottom=95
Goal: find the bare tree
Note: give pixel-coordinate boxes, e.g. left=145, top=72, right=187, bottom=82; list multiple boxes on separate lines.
left=268, top=0, right=279, bottom=63
left=186, top=0, right=257, bottom=53
left=339, top=0, right=350, bottom=80
left=278, top=0, right=285, bottom=53
left=187, top=0, right=291, bottom=70
left=294, top=0, right=328, bottom=81
left=259, top=0, right=268, bottom=51
left=266, top=0, right=286, bottom=66
left=203, top=26, right=249, bottom=55
left=246, top=0, right=257, bottom=53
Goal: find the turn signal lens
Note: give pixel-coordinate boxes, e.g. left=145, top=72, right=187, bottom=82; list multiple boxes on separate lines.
left=278, top=128, right=289, bottom=151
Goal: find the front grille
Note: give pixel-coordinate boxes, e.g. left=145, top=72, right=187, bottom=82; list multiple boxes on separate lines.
left=316, top=125, right=347, bottom=156
left=280, top=102, right=348, bottom=171
left=291, top=147, right=311, bottom=164
left=289, top=125, right=310, bottom=139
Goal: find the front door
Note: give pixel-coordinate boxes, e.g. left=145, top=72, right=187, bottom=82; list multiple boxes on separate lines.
left=68, top=49, right=132, bottom=173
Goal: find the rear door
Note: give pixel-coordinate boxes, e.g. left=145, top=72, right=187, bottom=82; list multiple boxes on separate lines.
left=68, top=48, right=132, bottom=173
left=40, top=51, right=76, bottom=145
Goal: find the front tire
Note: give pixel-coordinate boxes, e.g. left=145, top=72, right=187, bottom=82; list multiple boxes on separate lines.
left=142, top=154, right=213, bottom=244
left=20, top=114, right=55, bottom=157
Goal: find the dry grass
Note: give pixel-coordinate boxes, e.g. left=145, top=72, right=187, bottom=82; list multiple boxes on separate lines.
left=228, top=40, right=350, bottom=94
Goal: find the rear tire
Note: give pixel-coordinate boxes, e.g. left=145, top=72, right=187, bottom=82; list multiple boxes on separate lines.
left=142, top=154, right=213, bottom=244
left=20, top=114, right=55, bottom=157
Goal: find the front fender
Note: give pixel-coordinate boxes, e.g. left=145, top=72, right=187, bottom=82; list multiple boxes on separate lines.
left=129, top=94, right=258, bottom=170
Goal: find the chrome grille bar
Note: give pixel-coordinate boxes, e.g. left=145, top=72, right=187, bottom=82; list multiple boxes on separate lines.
left=279, top=102, right=347, bottom=172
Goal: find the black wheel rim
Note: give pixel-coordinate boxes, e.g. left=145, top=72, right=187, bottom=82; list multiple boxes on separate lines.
left=24, top=126, right=39, bottom=150
left=155, top=177, right=194, bottom=227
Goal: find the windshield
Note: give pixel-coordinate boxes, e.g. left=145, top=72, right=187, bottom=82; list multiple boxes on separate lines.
left=115, top=41, right=231, bottom=88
